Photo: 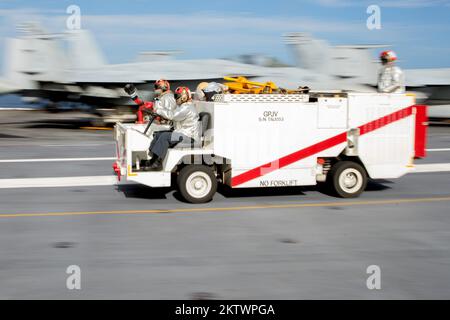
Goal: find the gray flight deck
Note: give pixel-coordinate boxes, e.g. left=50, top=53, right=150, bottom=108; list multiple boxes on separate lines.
left=1, top=110, right=450, bottom=299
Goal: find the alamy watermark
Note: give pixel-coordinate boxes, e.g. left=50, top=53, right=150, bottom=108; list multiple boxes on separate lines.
left=66, top=5, right=81, bottom=30
left=66, top=265, right=81, bottom=290
left=367, top=5, right=381, bottom=30
left=366, top=265, right=381, bottom=290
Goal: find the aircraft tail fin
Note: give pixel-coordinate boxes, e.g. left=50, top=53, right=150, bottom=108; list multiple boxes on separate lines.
left=283, top=32, right=330, bottom=71
left=283, top=32, right=389, bottom=84
left=65, top=30, right=106, bottom=69
left=1, top=23, right=68, bottom=92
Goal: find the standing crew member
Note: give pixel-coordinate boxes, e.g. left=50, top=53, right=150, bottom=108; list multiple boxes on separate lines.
left=124, top=79, right=176, bottom=123
left=144, top=86, right=200, bottom=171
left=377, top=50, right=405, bottom=93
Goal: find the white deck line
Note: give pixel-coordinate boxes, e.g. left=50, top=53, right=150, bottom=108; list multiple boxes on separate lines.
left=426, top=148, right=450, bottom=152
left=0, top=163, right=448, bottom=189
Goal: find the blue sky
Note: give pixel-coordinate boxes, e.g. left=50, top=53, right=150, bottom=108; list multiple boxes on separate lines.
left=1, top=0, right=450, bottom=69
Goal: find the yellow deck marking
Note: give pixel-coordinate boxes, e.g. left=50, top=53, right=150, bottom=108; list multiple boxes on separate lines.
left=1, top=196, right=450, bottom=218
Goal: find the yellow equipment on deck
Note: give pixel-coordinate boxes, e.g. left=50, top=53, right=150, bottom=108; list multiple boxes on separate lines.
left=223, top=76, right=309, bottom=94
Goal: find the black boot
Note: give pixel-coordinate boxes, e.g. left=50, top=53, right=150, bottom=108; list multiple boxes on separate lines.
left=140, top=158, right=155, bottom=170
left=146, top=157, right=163, bottom=171
left=140, top=159, right=150, bottom=168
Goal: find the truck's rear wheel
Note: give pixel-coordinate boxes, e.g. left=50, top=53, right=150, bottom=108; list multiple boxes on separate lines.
left=327, top=161, right=367, bottom=198
left=177, top=165, right=217, bottom=203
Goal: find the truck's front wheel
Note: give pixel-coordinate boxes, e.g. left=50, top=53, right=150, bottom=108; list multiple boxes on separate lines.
left=177, top=165, right=217, bottom=203
left=327, top=161, right=367, bottom=198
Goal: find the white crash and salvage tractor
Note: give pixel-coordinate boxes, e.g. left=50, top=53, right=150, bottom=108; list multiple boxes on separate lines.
left=113, top=92, right=427, bottom=203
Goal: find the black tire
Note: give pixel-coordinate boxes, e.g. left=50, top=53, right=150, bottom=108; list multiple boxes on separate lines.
left=177, top=165, right=217, bottom=203
left=326, top=161, right=367, bottom=198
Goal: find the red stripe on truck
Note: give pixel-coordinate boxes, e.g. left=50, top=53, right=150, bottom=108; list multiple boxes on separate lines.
left=413, top=105, right=428, bottom=158
left=231, top=132, right=347, bottom=187
left=358, top=105, right=413, bottom=135
left=231, top=105, right=423, bottom=187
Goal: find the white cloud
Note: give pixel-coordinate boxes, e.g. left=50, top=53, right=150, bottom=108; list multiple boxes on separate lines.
left=80, top=13, right=361, bottom=33
left=76, top=13, right=367, bottom=63
left=315, top=0, right=450, bottom=8
left=0, top=6, right=449, bottom=67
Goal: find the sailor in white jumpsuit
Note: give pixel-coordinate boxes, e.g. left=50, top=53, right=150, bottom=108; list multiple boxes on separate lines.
left=145, top=87, right=200, bottom=171
left=378, top=50, right=405, bottom=94
left=124, top=79, right=176, bottom=124
left=152, top=79, right=177, bottom=119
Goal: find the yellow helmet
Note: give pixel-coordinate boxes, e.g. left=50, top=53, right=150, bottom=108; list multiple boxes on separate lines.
left=196, top=82, right=209, bottom=91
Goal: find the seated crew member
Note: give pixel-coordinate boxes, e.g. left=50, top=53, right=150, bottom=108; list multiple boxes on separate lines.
left=144, top=86, right=200, bottom=171
left=195, top=82, right=229, bottom=101
left=124, top=79, right=176, bottom=123
left=377, top=50, right=405, bottom=94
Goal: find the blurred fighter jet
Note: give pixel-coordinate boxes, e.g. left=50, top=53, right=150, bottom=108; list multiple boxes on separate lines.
left=0, top=24, right=372, bottom=119
left=0, top=24, right=449, bottom=121
left=0, top=23, right=265, bottom=121
left=284, top=32, right=450, bottom=119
